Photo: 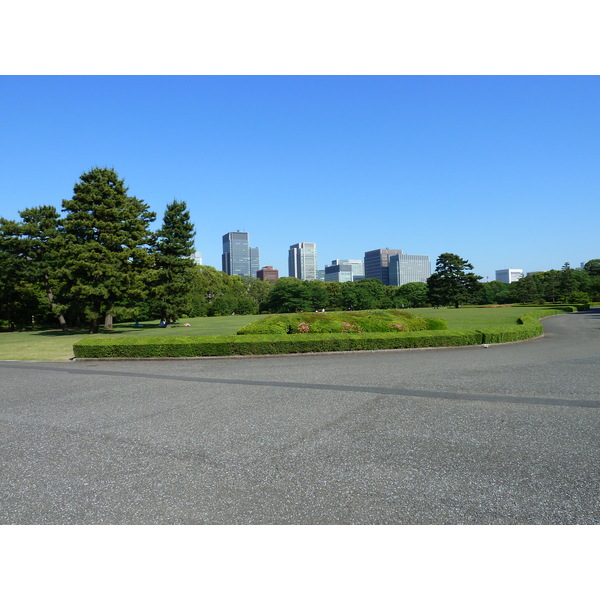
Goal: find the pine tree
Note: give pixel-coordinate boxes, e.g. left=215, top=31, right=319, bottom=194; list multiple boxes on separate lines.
left=59, top=168, right=156, bottom=333
left=18, top=206, right=68, bottom=329
left=559, top=262, right=577, bottom=301
left=152, top=199, right=196, bottom=326
left=427, top=253, right=482, bottom=308
left=0, top=207, right=67, bottom=329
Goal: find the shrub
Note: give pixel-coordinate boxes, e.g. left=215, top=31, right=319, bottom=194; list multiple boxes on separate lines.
left=421, top=317, right=447, bottom=330
left=567, top=291, right=591, bottom=305
left=236, top=310, right=448, bottom=335
left=73, top=330, right=483, bottom=359
left=479, top=320, right=543, bottom=344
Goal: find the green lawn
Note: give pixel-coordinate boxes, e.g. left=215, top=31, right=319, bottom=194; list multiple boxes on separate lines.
left=0, top=314, right=263, bottom=361
left=0, top=306, right=566, bottom=361
left=406, top=306, right=555, bottom=329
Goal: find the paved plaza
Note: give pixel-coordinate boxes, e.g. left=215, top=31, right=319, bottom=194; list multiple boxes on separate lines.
left=1, top=309, right=599, bottom=524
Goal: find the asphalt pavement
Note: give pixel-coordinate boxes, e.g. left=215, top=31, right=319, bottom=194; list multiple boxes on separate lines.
left=1, top=309, right=599, bottom=524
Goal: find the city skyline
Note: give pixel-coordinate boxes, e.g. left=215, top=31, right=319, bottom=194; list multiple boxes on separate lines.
left=1, top=76, right=598, bottom=283
left=211, top=229, right=556, bottom=283
left=208, top=229, right=560, bottom=284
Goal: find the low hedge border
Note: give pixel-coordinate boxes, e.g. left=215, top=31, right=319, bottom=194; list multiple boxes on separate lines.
left=73, top=330, right=483, bottom=358
left=72, top=306, right=582, bottom=359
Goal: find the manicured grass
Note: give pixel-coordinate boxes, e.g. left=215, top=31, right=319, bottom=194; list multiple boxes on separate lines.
left=0, top=306, right=570, bottom=361
left=0, top=315, right=264, bottom=361
left=405, top=306, right=557, bottom=329
left=0, top=330, right=88, bottom=362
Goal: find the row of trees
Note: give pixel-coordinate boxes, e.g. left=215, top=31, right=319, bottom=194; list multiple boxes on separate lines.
left=1, top=168, right=597, bottom=332
left=426, top=255, right=600, bottom=307
left=506, top=262, right=600, bottom=304
left=0, top=168, right=196, bottom=333
left=117, top=257, right=600, bottom=321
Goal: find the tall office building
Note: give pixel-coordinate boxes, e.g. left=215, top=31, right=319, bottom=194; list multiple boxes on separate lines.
left=222, top=231, right=260, bottom=277
left=289, top=242, right=318, bottom=280
left=364, top=248, right=403, bottom=285
left=250, top=246, right=260, bottom=277
left=388, top=254, right=431, bottom=286
left=495, top=269, right=524, bottom=284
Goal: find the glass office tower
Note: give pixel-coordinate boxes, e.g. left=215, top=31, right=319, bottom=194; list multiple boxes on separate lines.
left=288, top=242, right=318, bottom=280
left=222, top=231, right=260, bottom=277
left=388, top=254, right=431, bottom=286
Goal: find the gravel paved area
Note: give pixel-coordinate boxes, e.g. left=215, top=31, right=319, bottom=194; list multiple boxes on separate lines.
left=1, top=309, right=599, bottom=524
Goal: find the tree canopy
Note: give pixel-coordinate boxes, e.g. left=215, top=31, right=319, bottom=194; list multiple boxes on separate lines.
left=58, top=167, right=156, bottom=333
left=583, top=259, right=600, bottom=277
left=151, top=199, right=196, bottom=326
left=426, top=253, right=482, bottom=308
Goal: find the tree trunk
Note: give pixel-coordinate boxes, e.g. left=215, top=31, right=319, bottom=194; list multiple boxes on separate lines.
left=104, top=313, right=113, bottom=330
left=42, top=273, right=67, bottom=331
left=89, top=318, right=99, bottom=334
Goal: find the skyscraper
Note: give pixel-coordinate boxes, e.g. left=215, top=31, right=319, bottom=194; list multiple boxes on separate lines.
left=289, top=242, right=318, bottom=280
left=388, top=254, right=431, bottom=286
left=364, top=248, right=403, bottom=285
left=249, top=246, right=260, bottom=278
left=222, top=231, right=260, bottom=277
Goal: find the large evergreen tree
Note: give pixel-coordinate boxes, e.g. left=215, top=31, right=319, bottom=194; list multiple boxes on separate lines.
left=0, top=218, right=34, bottom=329
left=0, top=207, right=67, bottom=329
left=515, top=274, right=540, bottom=303
left=59, top=168, right=156, bottom=333
left=152, top=199, right=196, bottom=326
left=559, top=262, right=577, bottom=301
left=17, top=206, right=67, bottom=329
left=427, top=253, right=482, bottom=308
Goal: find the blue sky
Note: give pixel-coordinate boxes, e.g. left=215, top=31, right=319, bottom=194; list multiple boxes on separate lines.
left=1, top=75, right=598, bottom=281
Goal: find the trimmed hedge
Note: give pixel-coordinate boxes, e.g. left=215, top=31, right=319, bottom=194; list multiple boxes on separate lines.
left=478, top=320, right=543, bottom=344
left=72, top=306, right=580, bottom=358
left=73, top=330, right=483, bottom=358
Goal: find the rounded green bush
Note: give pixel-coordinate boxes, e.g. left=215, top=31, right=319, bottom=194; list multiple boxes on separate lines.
left=236, top=310, right=448, bottom=335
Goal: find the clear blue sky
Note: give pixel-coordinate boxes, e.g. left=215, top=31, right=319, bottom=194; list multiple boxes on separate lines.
left=1, top=75, right=598, bottom=281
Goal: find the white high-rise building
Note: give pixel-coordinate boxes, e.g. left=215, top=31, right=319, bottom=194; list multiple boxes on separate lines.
left=289, top=242, right=318, bottom=280
left=495, top=269, right=524, bottom=284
